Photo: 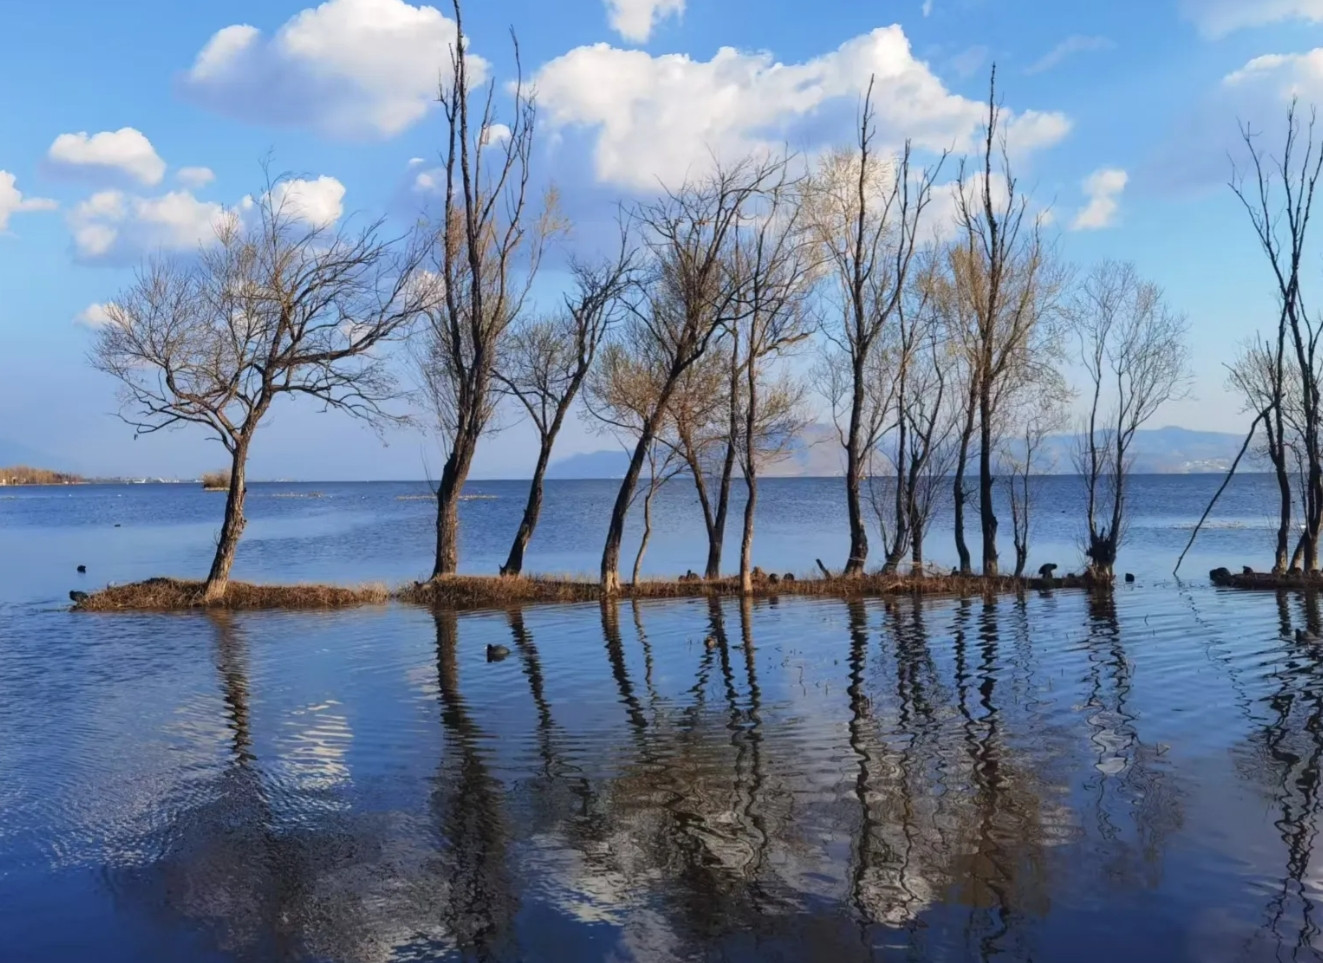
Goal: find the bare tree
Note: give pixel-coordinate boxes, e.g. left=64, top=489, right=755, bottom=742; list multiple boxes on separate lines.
left=730, top=183, right=815, bottom=592
left=1070, top=261, right=1188, bottom=581
left=666, top=346, right=737, bottom=578
left=1231, top=101, right=1323, bottom=570
left=949, top=66, right=1063, bottom=576
left=1228, top=337, right=1297, bottom=572
left=1002, top=405, right=1057, bottom=578
left=598, top=156, right=786, bottom=594
left=494, top=243, right=635, bottom=575
left=92, top=180, right=428, bottom=601
left=421, top=0, right=557, bottom=579
left=870, top=254, right=958, bottom=574
left=807, top=78, right=946, bottom=576
left=632, top=441, right=685, bottom=584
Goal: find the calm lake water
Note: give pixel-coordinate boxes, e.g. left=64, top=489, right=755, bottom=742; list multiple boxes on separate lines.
left=3, top=475, right=1323, bottom=961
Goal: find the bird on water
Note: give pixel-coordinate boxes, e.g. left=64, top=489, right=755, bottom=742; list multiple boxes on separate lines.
left=486, top=644, right=511, bottom=662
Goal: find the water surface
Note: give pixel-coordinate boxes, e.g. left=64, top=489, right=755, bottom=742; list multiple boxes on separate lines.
left=2, top=477, right=1321, bottom=961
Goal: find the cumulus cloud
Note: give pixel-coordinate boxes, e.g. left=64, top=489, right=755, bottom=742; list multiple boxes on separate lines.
left=182, top=0, right=483, bottom=139
left=1072, top=168, right=1127, bottom=230
left=605, top=0, right=683, bottom=43
left=265, top=175, right=345, bottom=227
left=0, top=172, right=56, bottom=232
left=68, top=189, right=226, bottom=262
left=534, top=28, right=1071, bottom=191
left=1182, top=0, right=1323, bottom=37
left=75, top=303, right=115, bottom=329
left=47, top=127, right=166, bottom=186
left=1025, top=35, right=1114, bottom=75
left=67, top=175, right=345, bottom=263
left=176, top=166, right=215, bottom=189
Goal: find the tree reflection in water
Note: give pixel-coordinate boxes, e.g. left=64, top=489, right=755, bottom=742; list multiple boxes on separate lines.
left=94, top=593, right=1228, bottom=961
left=1236, top=590, right=1323, bottom=960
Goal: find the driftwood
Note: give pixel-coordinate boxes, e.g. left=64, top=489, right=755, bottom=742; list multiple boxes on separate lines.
left=1175, top=410, right=1266, bottom=577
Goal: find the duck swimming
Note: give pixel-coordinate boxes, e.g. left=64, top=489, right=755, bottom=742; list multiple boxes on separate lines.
left=486, top=644, right=511, bottom=662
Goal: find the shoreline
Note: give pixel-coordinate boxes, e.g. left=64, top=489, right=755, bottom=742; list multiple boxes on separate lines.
left=72, top=571, right=1101, bottom=613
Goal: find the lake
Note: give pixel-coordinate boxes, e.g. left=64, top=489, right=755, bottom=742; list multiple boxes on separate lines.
left=2, top=475, right=1322, bottom=961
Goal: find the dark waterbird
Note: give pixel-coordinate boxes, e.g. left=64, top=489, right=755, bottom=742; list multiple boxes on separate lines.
left=76, top=565, right=86, bottom=574
left=68, top=590, right=88, bottom=604
left=485, top=644, right=511, bottom=662
left=1039, top=563, right=1059, bottom=578
left=1125, top=573, right=1136, bottom=583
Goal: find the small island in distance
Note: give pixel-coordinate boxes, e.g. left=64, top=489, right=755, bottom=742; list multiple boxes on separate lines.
left=0, top=466, right=85, bottom=486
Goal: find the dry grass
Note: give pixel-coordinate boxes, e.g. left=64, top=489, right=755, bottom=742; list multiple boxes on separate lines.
left=73, top=577, right=390, bottom=612
left=200, top=469, right=230, bottom=490
left=1, top=465, right=83, bottom=486
left=397, top=570, right=1094, bottom=610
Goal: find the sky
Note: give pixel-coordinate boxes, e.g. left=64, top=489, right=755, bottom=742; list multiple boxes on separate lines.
left=1, top=0, right=1320, bottom=480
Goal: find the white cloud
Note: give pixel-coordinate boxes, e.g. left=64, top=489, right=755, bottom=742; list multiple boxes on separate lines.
left=68, top=189, right=226, bottom=262
left=605, top=0, right=683, bottom=43
left=176, top=166, right=216, bottom=189
left=265, top=175, right=345, bottom=227
left=1071, top=168, right=1127, bottom=231
left=922, top=0, right=933, bottom=15
left=534, top=28, right=1071, bottom=191
left=0, top=172, right=56, bottom=232
left=47, top=127, right=166, bottom=186
left=75, top=303, right=115, bottom=329
left=68, top=174, right=348, bottom=263
left=1025, top=35, right=1114, bottom=75
left=182, top=0, right=484, bottom=139
left=1182, top=0, right=1323, bottom=37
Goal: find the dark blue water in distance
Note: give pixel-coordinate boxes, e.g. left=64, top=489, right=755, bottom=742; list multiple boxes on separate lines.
left=3, top=474, right=1323, bottom=961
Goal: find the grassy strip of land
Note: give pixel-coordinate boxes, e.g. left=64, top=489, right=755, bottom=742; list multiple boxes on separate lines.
left=397, top=572, right=1095, bottom=609
left=72, top=577, right=390, bottom=611
left=1209, top=567, right=1323, bottom=591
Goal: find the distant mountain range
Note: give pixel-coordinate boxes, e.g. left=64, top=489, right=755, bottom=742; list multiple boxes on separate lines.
left=546, top=425, right=1262, bottom=479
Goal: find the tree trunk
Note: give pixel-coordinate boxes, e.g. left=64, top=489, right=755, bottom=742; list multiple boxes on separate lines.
left=843, top=364, right=869, bottom=576
left=203, top=439, right=251, bottom=602
left=633, top=479, right=658, bottom=585
left=740, top=469, right=756, bottom=595
left=501, top=437, right=554, bottom=577
left=1269, top=419, right=1291, bottom=574
left=978, top=386, right=999, bottom=576
left=433, top=423, right=480, bottom=579
left=707, top=440, right=736, bottom=580
left=602, top=413, right=666, bottom=595
left=953, top=398, right=977, bottom=575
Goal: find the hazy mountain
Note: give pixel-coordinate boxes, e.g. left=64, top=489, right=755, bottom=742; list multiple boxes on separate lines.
left=546, top=425, right=1258, bottom=479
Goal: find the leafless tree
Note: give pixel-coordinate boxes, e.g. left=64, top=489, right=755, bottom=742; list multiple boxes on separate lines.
left=632, top=441, right=685, bottom=585
left=91, top=179, right=429, bottom=601
left=420, top=0, right=558, bottom=579
left=494, top=241, right=635, bottom=575
left=807, top=78, right=947, bottom=576
left=666, top=346, right=737, bottom=578
left=949, top=66, right=1064, bottom=576
left=870, top=254, right=959, bottom=574
left=1070, top=260, right=1189, bottom=581
left=598, top=156, right=787, bottom=594
left=730, top=184, right=815, bottom=592
left=1002, top=404, right=1058, bottom=579
left=1230, top=101, right=1323, bottom=570
left=1228, top=337, right=1298, bottom=572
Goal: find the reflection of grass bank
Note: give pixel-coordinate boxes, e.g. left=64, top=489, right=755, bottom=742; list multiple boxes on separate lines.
left=75, top=572, right=1097, bottom=612
left=73, top=578, right=389, bottom=611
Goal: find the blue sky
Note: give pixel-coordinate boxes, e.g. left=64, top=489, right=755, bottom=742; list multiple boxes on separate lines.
left=0, top=0, right=1319, bottom=479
